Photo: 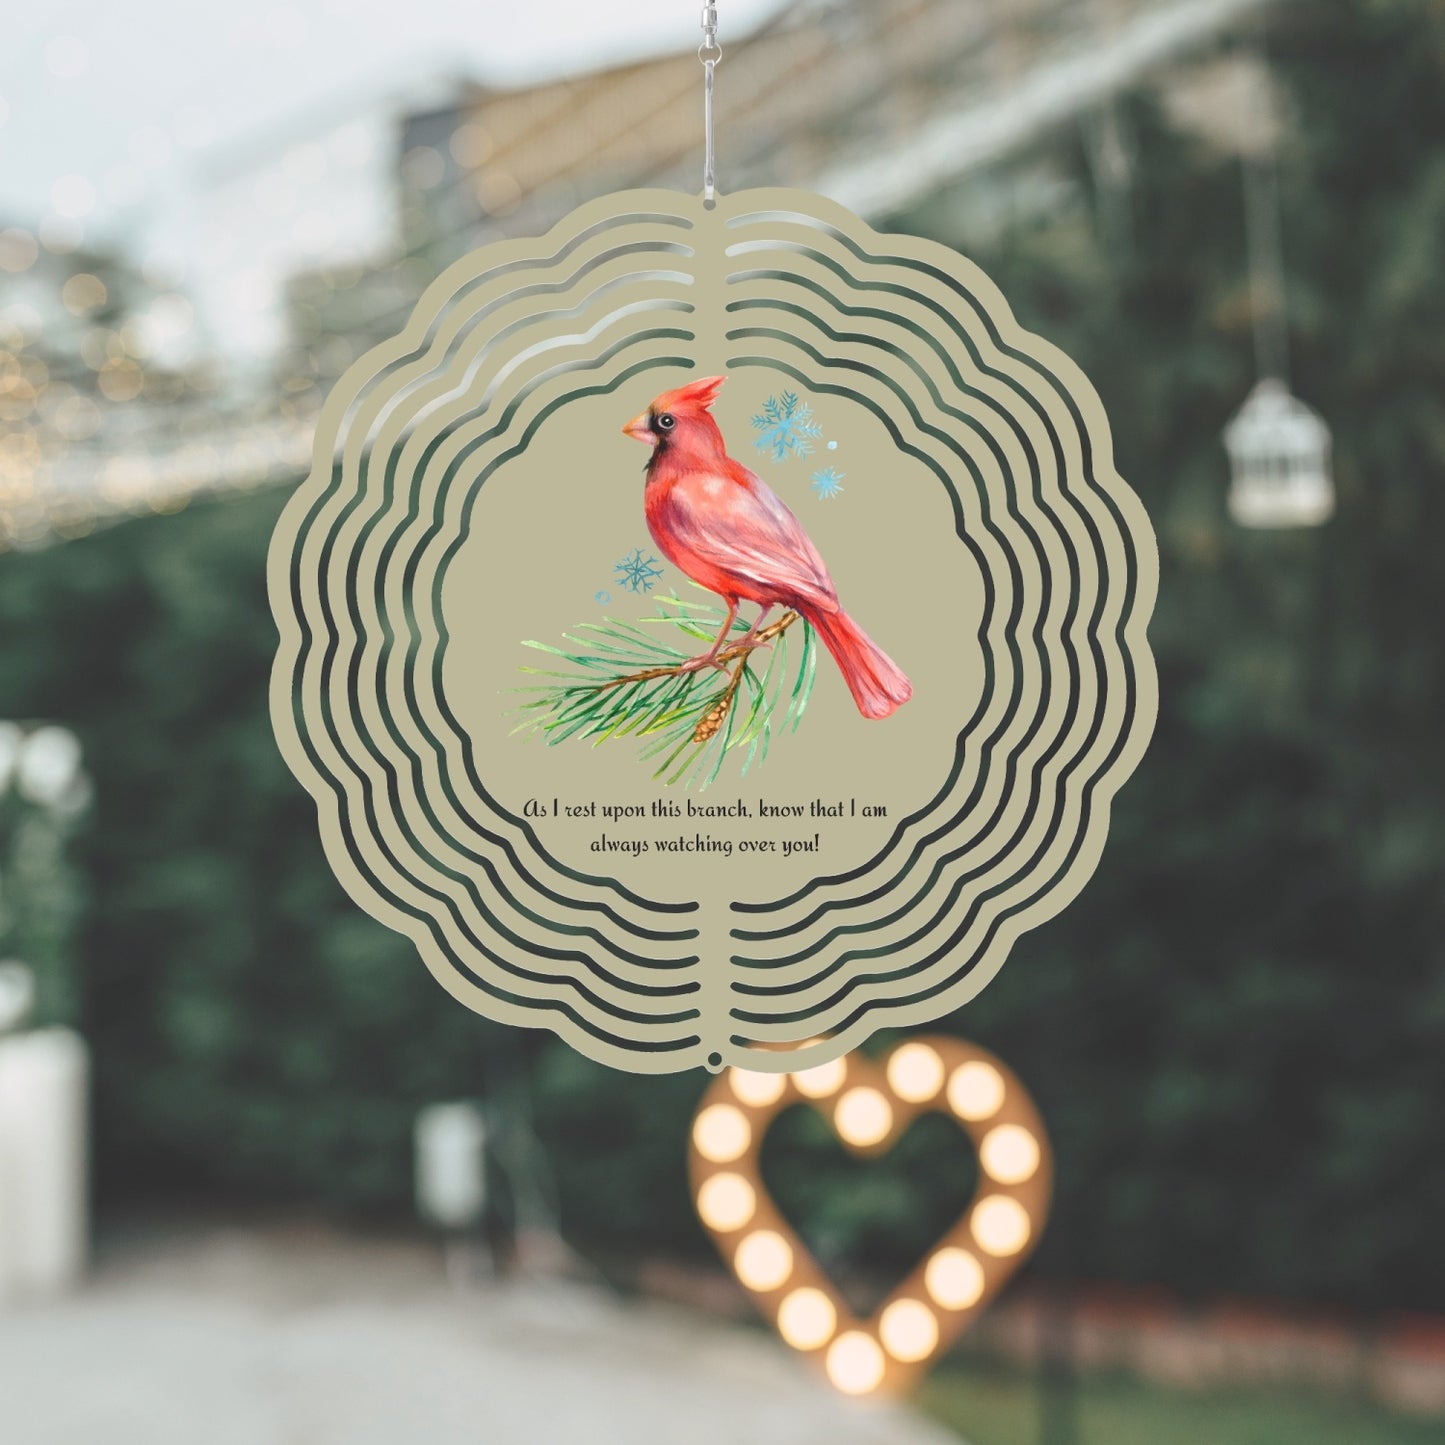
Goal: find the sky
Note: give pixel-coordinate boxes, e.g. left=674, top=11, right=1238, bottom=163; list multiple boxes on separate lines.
left=0, top=0, right=785, bottom=361
left=0, top=0, right=785, bottom=242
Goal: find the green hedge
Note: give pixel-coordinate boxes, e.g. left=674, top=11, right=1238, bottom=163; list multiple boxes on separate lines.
left=0, top=0, right=1441, bottom=1310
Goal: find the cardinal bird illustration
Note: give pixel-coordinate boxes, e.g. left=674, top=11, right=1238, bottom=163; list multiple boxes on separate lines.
left=623, top=376, right=912, bottom=720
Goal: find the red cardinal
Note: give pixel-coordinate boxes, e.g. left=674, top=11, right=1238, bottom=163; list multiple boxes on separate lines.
left=623, top=375, right=911, bottom=719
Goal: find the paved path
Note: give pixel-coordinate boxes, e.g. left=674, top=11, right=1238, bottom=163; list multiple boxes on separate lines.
left=0, top=1221, right=963, bottom=1445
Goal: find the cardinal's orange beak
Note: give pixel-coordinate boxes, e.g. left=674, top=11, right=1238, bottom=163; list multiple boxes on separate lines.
left=623, top=409, right=655, bottom=444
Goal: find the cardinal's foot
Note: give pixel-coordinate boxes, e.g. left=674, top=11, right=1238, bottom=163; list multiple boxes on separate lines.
left=677, top=652, right=731, bottom=675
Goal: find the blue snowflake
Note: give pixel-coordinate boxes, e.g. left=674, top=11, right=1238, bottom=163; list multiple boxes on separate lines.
left=810, top=466, right=845, bottom=500
left=613, top=548, right=664, bottom=594
left=751, top=391, right=823, bottom=461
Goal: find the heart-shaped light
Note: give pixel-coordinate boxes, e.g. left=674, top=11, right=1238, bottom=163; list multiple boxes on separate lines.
left=689, top=1036, right=1052, bottom=1396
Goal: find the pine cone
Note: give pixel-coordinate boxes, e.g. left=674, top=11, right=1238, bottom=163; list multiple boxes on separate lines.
left=693, top=694, right=731, bottom=744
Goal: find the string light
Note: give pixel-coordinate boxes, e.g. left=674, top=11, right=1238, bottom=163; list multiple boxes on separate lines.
left=689, top=1038, right=1052, bottom=1397
left=886, top=1041, right=944, bottom=1102
left=60, top=274, right=107, bottom=316
left=879, top=1299, right=939, bottom=1363
left=98, top=360, right=143, bottom=403
left=729, top=1067, right=785, bottom=1107
left=692, top=1103, right=750, bottom=1163
left=476, top=170, right=523, bottom=216
left=792, top=1056, right=846, bottom=1099
left=947, top=1060, right=1005, bottom=1121
left=402, top=146, right=445, bottom=190
left=449, top=120, right=494, bottom=168
left=696, top=1172, right=755, bottom=1231
left=734, top=1230, right=793, bottom=1291
left=971, top=1195, right=1031, bottom=1257
left=777, top=1287, right=836, bottom=1350
left=0, top=229, right=38, bottom=274
left=979, top=1123, right=1040, bottom=1185
left=925, top=1247, right=985, bottom=1310
left=834, top=1086, right=892, bottom=1148
left=826, top=1332, right=886, bottom=1395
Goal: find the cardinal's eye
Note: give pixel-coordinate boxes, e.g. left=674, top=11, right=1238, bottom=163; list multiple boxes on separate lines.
left=656, top=412, right=676, bottom=430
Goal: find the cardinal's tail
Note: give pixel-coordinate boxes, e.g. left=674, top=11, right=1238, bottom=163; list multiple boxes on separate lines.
left=808, top=607, right=912, bottom=720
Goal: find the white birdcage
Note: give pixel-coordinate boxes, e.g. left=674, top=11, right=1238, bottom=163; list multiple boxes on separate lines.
left=1224, top=378, right=1334, bottom=529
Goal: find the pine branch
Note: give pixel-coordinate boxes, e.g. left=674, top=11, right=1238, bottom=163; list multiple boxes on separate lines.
left=512, top=593, right=816, bottom=790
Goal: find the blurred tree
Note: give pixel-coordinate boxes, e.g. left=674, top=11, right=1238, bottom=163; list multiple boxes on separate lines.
left=0, top=0, right=1440, bottom=1310
left=897, top=0, right=1445, bottom=1310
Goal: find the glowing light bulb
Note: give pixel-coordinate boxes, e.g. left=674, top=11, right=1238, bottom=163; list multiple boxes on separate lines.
left=730, top=1067, right=785, bottom=1107
left=947, top=1061, right=1005, bottom=1121
left=477, top=168, right=522, bottom=216
left=879, top=1299, right=939, bottom=1363
left=696, top=1172, right=755, bottom=1232
left=834, top=1086, right=892, bottom=1147
left=693, top=1104, right=750, bottom=1163
left=925, top=1247, right=985, bottom=1310
left=449, top=121, right=494, bottom=168
left=777, top=1287, right=836, bottom=1350
left=734, top=1230, right=793, bottom=1291
left=979, top=1124, right=1040, bottom=1185
left=0, top=229, right=39, bottom=274
left=886, top=1042, right=944, bottom=1102
left=971, top=1195, right=1031, bottom=1257
left=402, top=145, right=444, bottom=189
left=825, top=1331, right=885, bottom=1395
left=793, top=1057, right=846, bottom=1099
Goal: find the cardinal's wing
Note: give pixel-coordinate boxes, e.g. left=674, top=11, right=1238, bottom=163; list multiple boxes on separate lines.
left=663, top=467, right=839, bottom=613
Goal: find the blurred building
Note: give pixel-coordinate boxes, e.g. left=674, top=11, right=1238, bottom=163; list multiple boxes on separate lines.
left=0, top=0, right=1273, bottom=551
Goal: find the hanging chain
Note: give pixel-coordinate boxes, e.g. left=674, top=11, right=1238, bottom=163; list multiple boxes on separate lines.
left=1244, top=145, right=1289, bottom=384
left=1243, top=19, right=1290, bottom=384
left=699, top=4, right=722, bottom=202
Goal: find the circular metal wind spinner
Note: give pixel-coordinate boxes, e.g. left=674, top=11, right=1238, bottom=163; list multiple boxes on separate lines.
left=270, top=9, right=1157, bottom=1075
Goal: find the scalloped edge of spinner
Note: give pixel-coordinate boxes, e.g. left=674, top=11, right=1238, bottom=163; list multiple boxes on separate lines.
left=268, top=188, right=1158, bottom=1076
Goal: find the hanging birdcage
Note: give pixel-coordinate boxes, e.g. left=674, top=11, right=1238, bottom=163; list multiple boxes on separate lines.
left=1224, top=378, right=1334, bottom=529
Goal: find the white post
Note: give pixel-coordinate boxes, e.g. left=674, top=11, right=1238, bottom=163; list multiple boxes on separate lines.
left=414, top=1101, right=487, bottom=1232
left=0, top=1028, right=90, bottom=1302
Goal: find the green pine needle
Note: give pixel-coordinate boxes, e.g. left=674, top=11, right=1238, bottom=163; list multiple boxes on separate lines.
left=512, top=591, right=816, bottom=790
